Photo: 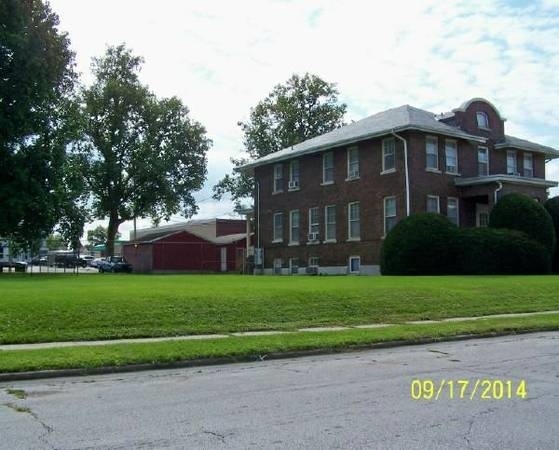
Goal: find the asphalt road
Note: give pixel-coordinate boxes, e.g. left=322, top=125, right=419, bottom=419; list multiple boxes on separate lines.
left=1, top=332, right=558, bottom=449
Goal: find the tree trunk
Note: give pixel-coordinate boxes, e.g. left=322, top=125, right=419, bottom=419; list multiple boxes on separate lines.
left=106, top=214, right=121, bottom=257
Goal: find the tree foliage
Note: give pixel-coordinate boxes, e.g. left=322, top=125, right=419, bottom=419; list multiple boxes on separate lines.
left=82, top=45, right=210, bottom=255
left=0, top=0, right=77, bottom=248
left=544, top=196, right=559, bottom=272
left=213, top=73, right=346, bottom=209
left=488, top=193, right=556, bottom=256
left=380, top=213, right=458, bottom=275
left=86, top=225, right=120, bottom=250
left=454, top=228, right=550, bottom=274
left=46, top=233, right=67, bottom=251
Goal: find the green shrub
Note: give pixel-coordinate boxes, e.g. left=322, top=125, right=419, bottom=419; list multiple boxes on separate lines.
left=544, top=196, right=559, bottom=273
left=489, top=193, right=556, bottom=256
left=380, top=213, right=458, bottom=275
left=454, top=228, right=551, bottom=275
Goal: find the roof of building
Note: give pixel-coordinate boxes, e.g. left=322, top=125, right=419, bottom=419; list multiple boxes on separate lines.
left=130, top=219, right=246, bottom=245
left=239, top=105, right=487, bottom=171
left=495, top=135, right=559, bottom=157
left=455, top=174, right=558, bottom=188
left=239, top=102, right=559, bottom=170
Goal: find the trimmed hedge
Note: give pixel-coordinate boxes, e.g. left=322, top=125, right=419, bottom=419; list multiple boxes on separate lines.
left=489, top=193, right=556, bottom=256
left=380, top=213, right=458, bottom=275
left=544, top=196, right=559, bottom=273
left=380, top=212, right=552, bottom=275
left=454, top=228, right=551, bottom=275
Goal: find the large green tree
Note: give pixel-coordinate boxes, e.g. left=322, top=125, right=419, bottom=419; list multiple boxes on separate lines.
left=213, top=73, right=346, bottom=209
left=82, top=45, right=210, bottom=256
left=0, top=0, right=77, bottom=248
left=86, top=225, right=120, bottom=251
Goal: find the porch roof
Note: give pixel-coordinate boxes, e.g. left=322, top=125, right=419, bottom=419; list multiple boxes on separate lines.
left=455, top=174, right=558, bottom=188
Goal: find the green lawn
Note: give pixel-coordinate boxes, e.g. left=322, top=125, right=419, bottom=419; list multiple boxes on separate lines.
left=1, top=314, right=558, bottom=374
left=1, top=274, right=558, bottom=344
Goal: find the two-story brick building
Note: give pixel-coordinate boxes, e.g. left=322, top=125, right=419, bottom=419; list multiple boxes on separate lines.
left=241, top=98, right=559, bottom=275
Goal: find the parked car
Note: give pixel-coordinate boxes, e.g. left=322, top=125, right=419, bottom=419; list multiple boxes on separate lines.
left=79, top=255, right=95, bottom=267
left=54, top=253, right=80, bottom=268
left=98, top=256, right=133, bottom=273
left=30, top=256, right=47, bottom=266
left=90, top=258, right=103, bottom=268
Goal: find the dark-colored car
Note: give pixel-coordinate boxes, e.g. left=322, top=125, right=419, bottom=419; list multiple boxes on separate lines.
left=98, top=256, right=133, bottom=273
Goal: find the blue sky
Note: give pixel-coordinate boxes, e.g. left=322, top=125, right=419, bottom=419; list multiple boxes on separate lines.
left=48, top=0, right=559, bottom=238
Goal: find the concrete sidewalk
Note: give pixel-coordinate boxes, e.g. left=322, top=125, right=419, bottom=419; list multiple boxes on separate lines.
left=2, top=310, right=558, bottom=352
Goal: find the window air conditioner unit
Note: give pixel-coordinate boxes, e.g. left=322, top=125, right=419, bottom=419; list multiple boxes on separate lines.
left=309, top=232, right=319, bottom=242
left=288, top=180, right=299, bottom=189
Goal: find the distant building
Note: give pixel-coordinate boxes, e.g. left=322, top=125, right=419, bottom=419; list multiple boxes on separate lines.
left=241, top=98, right=559, bottom=275
left=122, top=219, right=248, bottom=273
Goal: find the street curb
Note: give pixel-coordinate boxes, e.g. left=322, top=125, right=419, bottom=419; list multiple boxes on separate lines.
left=1, top=328, right=555, bottom=382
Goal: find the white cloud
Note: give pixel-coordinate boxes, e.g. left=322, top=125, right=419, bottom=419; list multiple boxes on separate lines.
left=48, top=0, right=559, bottom=237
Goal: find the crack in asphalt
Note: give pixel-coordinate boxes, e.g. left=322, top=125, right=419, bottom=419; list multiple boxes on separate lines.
left=463, top=407, right=497, bottom=449
left=3, top=401, right=55, bottom=449
left=202, top=429, right=227, bottom=443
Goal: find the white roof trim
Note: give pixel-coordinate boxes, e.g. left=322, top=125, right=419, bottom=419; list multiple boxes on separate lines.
left=455, top=174, right=558, bottom=188
left=452, top=97, right=506, bottom=121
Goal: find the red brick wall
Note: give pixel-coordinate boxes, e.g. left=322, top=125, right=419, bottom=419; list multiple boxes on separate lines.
left=255, top=135, right=409, bottom=268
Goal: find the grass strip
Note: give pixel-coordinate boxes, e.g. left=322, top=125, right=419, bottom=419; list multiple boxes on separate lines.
left=2, top=274, right=559, bottom=344
left=1, top=314, right=558, bottom=374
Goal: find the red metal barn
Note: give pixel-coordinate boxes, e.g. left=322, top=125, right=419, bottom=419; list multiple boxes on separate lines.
left=123, top=219, right=247, bottom=273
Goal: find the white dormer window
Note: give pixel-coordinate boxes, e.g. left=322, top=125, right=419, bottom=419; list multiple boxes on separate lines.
left=476, top=111, right=490, bottom=129
left=289, top=160, right=300, bottom=190
left=347, top=146, right=359, bottom=179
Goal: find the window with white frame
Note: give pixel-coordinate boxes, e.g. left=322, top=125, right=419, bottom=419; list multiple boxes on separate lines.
left=325, top=205, right=336, bottom=241
left=426, top=136, right=438, bottom=170
left=348, top=256, right=360, bottom=274
left=507, top=150, right=517, bottom=175
left=476, top=111, right=489, bottom=129
left=347, top=146, right=359, bottom=179
left=289, top=159, right=300, bottom=190
left=273, top=164, right=283, bottom=193
left=322, top=152, right=334, bottom=184
left=382, top=138, right=395, bottom=172
left=445, top=140, right=458, bottom=173
left=426, top=195, right=440, bottom=213
left=289, top=210, right=300, bottom=244
left=308, top=256, right=319, bottom=267
left=384, top=197, right=397, bottom=235
left=478, top=147, right=489, bottom=176
left=272, top=212, right=283, bottom=242
left=447, top=197, right=459, bottom=225
left=308, top=207, right=319, bottom=241
left=348, top=202, right=360, bottom=240
left=523, top=153, right=533, bottom=177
